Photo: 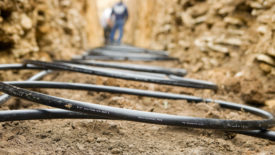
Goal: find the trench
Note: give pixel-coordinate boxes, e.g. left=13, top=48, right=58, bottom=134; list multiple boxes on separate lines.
left=0, top=0, right=275, bottom=154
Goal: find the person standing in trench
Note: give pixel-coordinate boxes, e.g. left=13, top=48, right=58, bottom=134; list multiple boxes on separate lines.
left=109, top=0, right=128, bottom=44
left=100, top=7, right=113, bottom=44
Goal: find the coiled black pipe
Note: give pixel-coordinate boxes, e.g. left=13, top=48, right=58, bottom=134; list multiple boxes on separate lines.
left=3, top=81, right=273, bottom=119
left=0, top=109, right=106, bottom=121
left=89, top=48, right=169, bottom=57
left=0, top=63, right=177, bottom=80
left=54, top=61, right=215, bottom=89
left=0, top=64, right=43, bottom=70
left=0, top=70, right=51, bottom=105
left=23, top=60, right=217, bottom=90
left=0, top=81, right=275, bottom=140
left=0, top=63, right=216, bottom=89
left=0, top=82, right=273, bottom=130
left=0, top=108, right=274, bottom=141
left=56, top=60, right=187, bottom=76
left=97, top=44, right=168, bottom=56
left=0, top=64, right=275, bottom=140
left=81, top=55, right=177, bottom=61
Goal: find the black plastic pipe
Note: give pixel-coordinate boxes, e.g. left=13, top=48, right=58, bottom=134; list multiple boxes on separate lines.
left=98, top=44, right=168, bottom=56
left=24, top=60, right=217, bottom=89
left=56, top=60, right=187, bottom=76
left=54, top=62, right=215, bottom=89
left=0, top=64, right=43, bottom=70
left=0, top=63, right=177, bottom=80
left=0, top=82, right=273, bottom=131
left=0, top=70, right=51, bottom=105
left=2, top=81, right=272, bottom=119
left=0, top=63, right=214, bottom=89
left=0, top=108, right=274, bottom=141
left=89, top=48, right=169, bottom=57
left=81, top=55, right=177, bottom=61
left=0, top=109, right=107, bottom=121
left=0, top=81, right=275, bottom=141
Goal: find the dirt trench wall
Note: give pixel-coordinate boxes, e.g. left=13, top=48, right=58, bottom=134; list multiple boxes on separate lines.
left=123, top=0, right=158, bottom=48
left=0, top=0, right=102, bottom=63
left=125, top=0, right=275, bottom=76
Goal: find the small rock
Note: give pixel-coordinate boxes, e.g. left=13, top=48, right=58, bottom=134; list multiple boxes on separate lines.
left=194, top=39, right=208, bottom=52
left=234, top=71, right=244, bottom=78
left=60, top=0, right=71, bottom=6
left=210, top=58, right=219, bottom=66
left=194, top=15, right=206, bottom=24
left=256, top=54, right=275, bottom=66
left=17, top=135, right=26, bottom=143
left=218, top=6, right=235, bottom=15
left=162, top=24, right=172, bottom=33
left=215, top=38, right=242, bottom=46
left=250, top=2, right=264, bottom=9
left=39, top=25, right=51, bottom=33
left=257, top=14, right=271, bottom=24
left=168, top=43, right=176, bottom=50
left=265, top=99, right=275, bottom=109
left=163, top=101, right=168, bottom=109
left=267, top=47, right=275, bottom=57
left=178, top=40, right=189, bottom=49
left=190, top=5, right=208, bottom=18
left=76, top=143, right=85, bottom=150
left=271, top=68, right=275, bottom=76
left=207, top=42, right=229, bottom=53
left=257, top=25, right=269, bottom=35
left=227, top=29, right=245, bottom=36
left=142, top=98, right=152, bottom=105
left=259, top=63, right=272, bottom=73
left=251, top=9, right=265, bottom=16
left=21, top=14, right=32, bottom=30
left=111, top=148, right=121, bottom=154
left=181, top=13, right=194, bottom=27
left=96, top=137, right=107, bottom=143
left=192, top=62, right=203, bottom=72
left=224, top=16, right=243, bottom=25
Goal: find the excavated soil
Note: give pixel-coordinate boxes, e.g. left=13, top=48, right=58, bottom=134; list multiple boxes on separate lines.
left=0, top=60, right=274, bottom=154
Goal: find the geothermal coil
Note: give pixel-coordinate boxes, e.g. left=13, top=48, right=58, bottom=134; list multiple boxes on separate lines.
left=0, top=45, right=274, bottom=141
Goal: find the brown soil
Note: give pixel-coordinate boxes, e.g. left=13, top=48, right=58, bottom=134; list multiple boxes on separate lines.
left=0, top=60, right=275, bottom=154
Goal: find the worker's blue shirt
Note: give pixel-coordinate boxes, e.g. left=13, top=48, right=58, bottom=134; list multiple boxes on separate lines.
left=111, top=2, right=128, bottom=22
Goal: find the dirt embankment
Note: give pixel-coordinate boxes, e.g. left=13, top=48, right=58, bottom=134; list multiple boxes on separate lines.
left=125, top=0, right=275, bottom=107
left=0, top=0, right=102, bottom=63
left=125, top=0, right=275, bottom=73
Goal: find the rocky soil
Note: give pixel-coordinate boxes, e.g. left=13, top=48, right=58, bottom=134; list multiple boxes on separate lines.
left=0, top=0, right=101, bottom=63
left=0, top=0, right=275, bottom=154
left=125, top=0, right=275, bottom=107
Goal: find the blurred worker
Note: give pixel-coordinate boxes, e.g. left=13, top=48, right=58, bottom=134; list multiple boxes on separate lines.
left=100, top=7, right=113, bottom=44
left=109, top=0, right=128, bottom=44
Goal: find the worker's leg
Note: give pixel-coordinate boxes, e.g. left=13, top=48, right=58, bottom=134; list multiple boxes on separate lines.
left=117, top=20, right=125, bottom=44
left=105, top=26, right=111, bottom=44
left=110, top=23, right=118, bottom=43
left=104, top=27, right=108, bottom=44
